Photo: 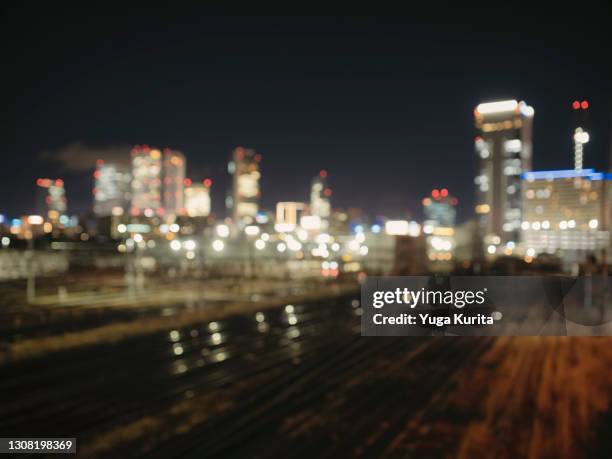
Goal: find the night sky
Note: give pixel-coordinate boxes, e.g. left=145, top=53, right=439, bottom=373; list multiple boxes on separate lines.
left=2, top=5, right=611, bottom=222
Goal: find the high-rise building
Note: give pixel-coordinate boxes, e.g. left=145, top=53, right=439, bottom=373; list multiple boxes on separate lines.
left=93, top=160, right=131, bottom=217
left=474, top=99, right=534, bottom=254
left=185, top=179, right=212, bottom=218
left=162, top=148, right=186, bottom=217
left=275, top=202, right=305, bottom=232
left=310, top=170, right=331, bottom=229
left=36, top=178, right=67, bottom=219
left=227, top=147, right=261, bottom=224
left=520, top=169, right=610, bottom=265
left=422, top=188, right=457, bottom=229
left=422, top=188, right=457, bottom=263
left=130, top=145, right=162, bottom=217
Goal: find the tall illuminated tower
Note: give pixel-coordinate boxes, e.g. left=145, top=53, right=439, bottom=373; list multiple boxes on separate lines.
left=227, top=146, right=261, bottom=224
left=422, top=188, right=457, bottom=229
left=36, top=178, right=67, bottom=219
left=130, top=145, right=162, bottom=217
left=474, top=99, right=534, bottom=255
left=185, top=178, right=212, bottom=218
left=310, top=170, right=331, bottom=229
left=571, top=100, right=590, bottom=171
left=93, top=160, right=131, bottom=217
left=162, top=148, right=186, bottom=217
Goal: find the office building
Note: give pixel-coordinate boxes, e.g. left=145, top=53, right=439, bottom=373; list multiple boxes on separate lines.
left=227, top=147, right=261, bottom=224
left=422, top=188, right=457, bottom=263
left=162, top=148, right=186, bottom=217
left=185, top=179, right=212, bottom=218
left=93, top=161, right=131, bottom=217
left=310, top=170, right=331, bottom=229
left=422, top=188, right=457, bottom=228
left=131, top=145, right=162, bottom=217
left=36, top=178, right=67, bottom=219
left=474, top=99, right=534, bottom=255
left=521, top=169, right=610, bottom=265
left=275, top=202, right=305, bottom=232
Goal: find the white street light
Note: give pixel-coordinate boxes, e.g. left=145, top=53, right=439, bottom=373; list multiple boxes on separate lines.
left=183, top=240, right=196, bottom=251
left=255, top=239, right=266, bottom=250
left=244, top=225, right=260, bottom=237
left=216, top=224, right=230, bottom=238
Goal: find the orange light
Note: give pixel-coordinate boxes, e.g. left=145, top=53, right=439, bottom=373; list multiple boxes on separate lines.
left=581, top=100, right=589, bottom=109
left=572, top=100, right=580, bottom=110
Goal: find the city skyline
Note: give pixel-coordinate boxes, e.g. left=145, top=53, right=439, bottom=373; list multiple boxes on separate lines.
left=2, top=6, right=612, bottom=220
left=3, top=8, right=612, bottom=459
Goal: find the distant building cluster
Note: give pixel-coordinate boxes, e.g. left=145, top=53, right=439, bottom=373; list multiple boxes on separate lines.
left=0, top=98, right=610, bottom=275
left=473, top=99, right=611, bottom=269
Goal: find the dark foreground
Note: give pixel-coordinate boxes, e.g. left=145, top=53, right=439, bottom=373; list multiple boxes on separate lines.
left=1, top=296, right=612, bottom=458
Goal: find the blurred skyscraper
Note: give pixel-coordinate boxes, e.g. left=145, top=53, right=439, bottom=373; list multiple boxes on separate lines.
left=36, top=178, right=67, bottom=219
left=474, top=99, right=534, bottom=256
left=275, top=201, right=305, bottom=232
left=130, top=145, right=162, bottom=217
left=162, top=148, right=186, bottom=217
left=227, top=147, right=261, bottom=225
left=185, top=179, right=212, bottom=218
left=310, top=170, right=331, bottom=230
left=422, top=188, right=457, bottom=228
left=422, top=188, right=457, bottom=264
left=93, top=160, right=131, bottom=217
